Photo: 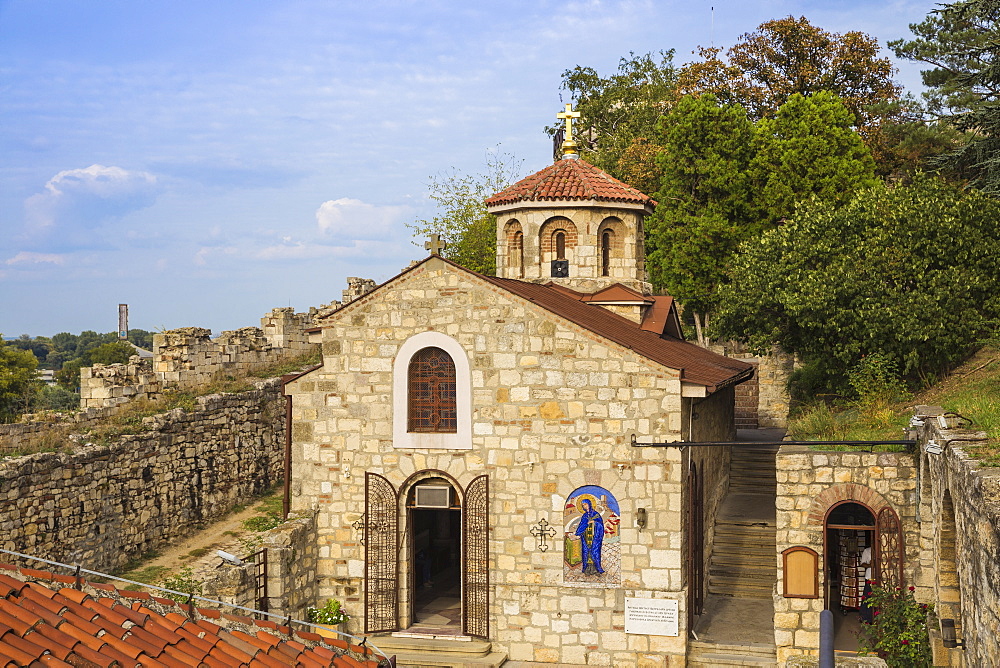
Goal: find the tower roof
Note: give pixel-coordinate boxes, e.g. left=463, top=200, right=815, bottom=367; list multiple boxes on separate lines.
left=485, top=158, right=655, bottom=209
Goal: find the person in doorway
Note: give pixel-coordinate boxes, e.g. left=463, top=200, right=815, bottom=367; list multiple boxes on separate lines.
left=576, top=499, right=605, bottom=576
left=859, top=545, right=873, bottom=623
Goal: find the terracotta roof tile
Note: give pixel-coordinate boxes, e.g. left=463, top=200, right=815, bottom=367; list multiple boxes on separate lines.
left=486, top=158, right=654, bottom=208
left=471, top=269, right=754, bottom=391
left=0, top=564, right=381, bottom=667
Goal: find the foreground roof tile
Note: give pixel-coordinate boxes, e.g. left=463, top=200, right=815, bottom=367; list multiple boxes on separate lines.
left=0, top=563, right=382, bottom=667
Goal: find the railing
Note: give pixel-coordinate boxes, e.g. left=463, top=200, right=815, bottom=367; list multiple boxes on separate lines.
left=630, top=434, right=916, bottom=452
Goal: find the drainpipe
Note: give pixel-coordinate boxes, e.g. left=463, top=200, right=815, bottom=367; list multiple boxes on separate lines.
left=283, top=390, right=292, bottom=520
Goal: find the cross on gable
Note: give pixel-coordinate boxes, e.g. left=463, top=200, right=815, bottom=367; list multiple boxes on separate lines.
left=424, top=234, right=447, bottom=256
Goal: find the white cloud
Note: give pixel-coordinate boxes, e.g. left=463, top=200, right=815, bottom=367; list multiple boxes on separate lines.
left=5, top=251, right=66, bottom=266
left=24, top=164, right=160, bottom=232
left=315, top=197, right=409, bottom=240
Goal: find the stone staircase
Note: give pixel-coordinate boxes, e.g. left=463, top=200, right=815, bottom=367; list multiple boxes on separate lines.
left=688, top=640, right=778, bottom=667
left=371, top=634, right=507, bottom=668
left=707, top=444, right=780, bottom=600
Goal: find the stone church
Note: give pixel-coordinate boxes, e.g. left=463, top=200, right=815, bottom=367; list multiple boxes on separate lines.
left=284, top=114, right=755, bottom=665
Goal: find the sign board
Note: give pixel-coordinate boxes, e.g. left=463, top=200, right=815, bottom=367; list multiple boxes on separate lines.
left=624, top=597, right=679, bottom=636
left=118, top=304, right=128, bottom=340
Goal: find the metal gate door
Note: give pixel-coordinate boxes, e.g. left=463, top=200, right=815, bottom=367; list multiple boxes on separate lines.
left=462, top=475, right=489, bottom=638
left=365, top=472, right=399, bottom=633
left=876, top=506, right=903, bottom=590
left=687, top=462, right=705, bottom=629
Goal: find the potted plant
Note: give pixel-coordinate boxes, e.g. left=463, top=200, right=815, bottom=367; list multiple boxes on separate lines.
left=306, top=599, right=348, bottom=637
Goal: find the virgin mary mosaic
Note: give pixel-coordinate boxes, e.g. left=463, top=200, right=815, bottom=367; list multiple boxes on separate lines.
left=563, top=485, right=621, bottom=586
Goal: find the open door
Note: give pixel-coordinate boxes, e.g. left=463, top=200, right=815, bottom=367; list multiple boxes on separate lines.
left=462, top=475, right=489, bottom=638
left=365, top=473, right=399, bottom=633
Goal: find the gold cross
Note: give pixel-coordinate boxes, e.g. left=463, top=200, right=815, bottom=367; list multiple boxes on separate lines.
left=424, top=233, right=447, bottom=256
left=556, top=103, right=582, bottom=157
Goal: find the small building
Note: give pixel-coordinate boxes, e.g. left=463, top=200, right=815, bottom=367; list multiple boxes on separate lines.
left=284, top=114, right=754, bottom=665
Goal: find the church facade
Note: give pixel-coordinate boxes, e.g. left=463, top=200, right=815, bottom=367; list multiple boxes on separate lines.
left=284, top=136, right=753, bottom=665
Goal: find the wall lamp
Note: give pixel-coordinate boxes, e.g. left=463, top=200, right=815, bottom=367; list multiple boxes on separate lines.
left=636, top=507, right=648, bottom=531
left=941, top=618, right=964, bottom=649
left=924, top=440, right=943, bottom=455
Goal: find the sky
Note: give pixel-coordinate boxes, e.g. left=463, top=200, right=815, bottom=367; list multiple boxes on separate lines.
left=0, top=0, right=937, bottom=338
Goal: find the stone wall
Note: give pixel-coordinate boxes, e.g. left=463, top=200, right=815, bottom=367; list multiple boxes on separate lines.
left=0, top=380, right=285, bottom=574
left=202, top=511, right=319, bottom=621
left=79, top=358, right=163, bottom=409
left=707, top=343, right=796, bottom=429
left=286, top=259, right=746, bottom=666
left=773, top=447, right=919, bottom=664
left=915, top=414, right=1000, bottom=667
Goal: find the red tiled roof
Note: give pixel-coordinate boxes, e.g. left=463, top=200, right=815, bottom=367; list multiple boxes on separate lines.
left=476, top=274, right=753, bottom=391
left=0, top=564, right=382, bottom=668
left=485, top=158, right=655, bottom=208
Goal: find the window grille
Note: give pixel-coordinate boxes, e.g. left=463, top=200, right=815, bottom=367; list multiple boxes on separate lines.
left=408, top=347, right=458, bottom=432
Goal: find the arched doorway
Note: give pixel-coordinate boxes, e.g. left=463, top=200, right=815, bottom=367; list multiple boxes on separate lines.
left=407, top=476, right=462, bottom=632
left=363, top=472, right=489, bottom=638
left=824, top=502, right=875, bottom=651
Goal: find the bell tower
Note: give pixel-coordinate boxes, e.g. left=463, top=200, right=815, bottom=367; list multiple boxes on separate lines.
left=486, top=104, right=655, bottom=295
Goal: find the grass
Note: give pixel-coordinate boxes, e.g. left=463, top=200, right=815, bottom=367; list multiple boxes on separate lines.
left=788, top=347, right=1000, bottom=461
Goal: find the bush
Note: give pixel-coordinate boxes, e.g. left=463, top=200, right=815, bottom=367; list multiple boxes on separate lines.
left=159, top=565, right=203, bottom=603
left=857, top=584, right=933, bottom=667
left=307, top=598, right=348, bottom=626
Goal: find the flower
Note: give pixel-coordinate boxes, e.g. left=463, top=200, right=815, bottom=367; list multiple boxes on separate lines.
left=902, top=639, right=910, bottom=645
left=908, top=586, right=915, bottom=592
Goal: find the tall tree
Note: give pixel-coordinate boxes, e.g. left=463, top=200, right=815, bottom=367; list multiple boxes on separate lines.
left=407, top=148, right=522, bottom=275
left=713, top=177, right=1000, bottom=390
left=677, top=17, right=902, bottom=170
left=0, top=336, right=40, bottom=422
left=749, top=91, right=878, bottom=227
left=646, top=95, right=757, bottom=343
left=554, top=51, right=677, bottom=193
left=891, top=0, right=1000, bottom=192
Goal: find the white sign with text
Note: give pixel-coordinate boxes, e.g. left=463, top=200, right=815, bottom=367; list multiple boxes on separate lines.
left=624, top=597, right=679, bottom=636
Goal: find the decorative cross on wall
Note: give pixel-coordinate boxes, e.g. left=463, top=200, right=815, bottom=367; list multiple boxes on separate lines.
left=530, top=517, right=557, bottom=552
left=425, top=234, right=447, bottom=256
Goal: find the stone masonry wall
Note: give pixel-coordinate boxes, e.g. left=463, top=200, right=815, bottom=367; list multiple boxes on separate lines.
left=773, top=447, right=919, bottom=665
left=915, top=415, right=1000, bottom=667
left=0, top=380, right=285, bottom=574
left=707, top=343, right=795, bottom=429
left=79, top=358, right=163, bottom=410
left=202, top=511, right=319, bottom=621
left=285, top=258, right=740, bottom=666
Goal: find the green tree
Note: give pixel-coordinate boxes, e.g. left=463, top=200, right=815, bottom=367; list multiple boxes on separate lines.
left=891, top=0, right=1000, bottom=192
left=407, top=148, right=522, bottom=275
left=677, top=17, right=900, bottom=123
left=0, top=336, right=40, bottom=422
left=677, top=17, right=902, bottom=171
left=749, top=91, right=878, bottom=227
left=713, top=177, right=1000, bottom=391
left=646, top=94, right=757, bottom=342
left=56, top=359, right=85, bottom=391
left=89, top=341, right=136, bottom=365
left=554, top=51, right=677, bottom=193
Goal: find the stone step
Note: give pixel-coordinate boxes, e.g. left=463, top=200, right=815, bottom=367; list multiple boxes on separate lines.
left=373, top=635, right=493, bottom=658
left=390, top=651, right=508, bottom=668
left=688, top=640, right=777, bottom=667
left=708, top=575, right=774, bottom=597
left=712, top=551, right=776, bottom=567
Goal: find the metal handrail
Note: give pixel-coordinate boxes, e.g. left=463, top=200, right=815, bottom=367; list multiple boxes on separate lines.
left=0, top=547, right=393, bottom=665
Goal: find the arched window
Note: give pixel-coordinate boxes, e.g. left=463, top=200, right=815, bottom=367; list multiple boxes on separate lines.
left=555, top=231, right=566, bottom=260
left=511, top=230, right=524, bottom=277
left=601, top=230, right=612, bottom=276
left=408, top=347, right=457, bottom=433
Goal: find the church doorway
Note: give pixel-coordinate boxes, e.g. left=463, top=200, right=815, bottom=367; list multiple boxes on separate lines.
left=408, top=481, right=462, bottom=632
left=824, top=502, right=875, bottom=652
left=364, top=472, right=489, bottom=638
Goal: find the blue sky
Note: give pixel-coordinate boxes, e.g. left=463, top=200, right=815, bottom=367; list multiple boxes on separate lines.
left=1, top=0, right=936, bottom=337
